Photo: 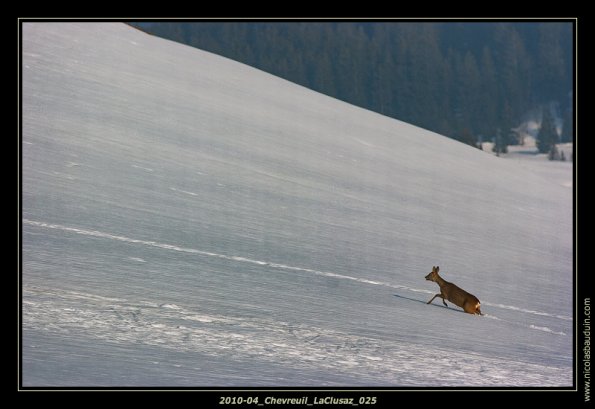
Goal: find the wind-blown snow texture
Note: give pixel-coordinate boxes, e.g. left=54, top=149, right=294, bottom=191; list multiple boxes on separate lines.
left=22, top=23, right=573, bottom=387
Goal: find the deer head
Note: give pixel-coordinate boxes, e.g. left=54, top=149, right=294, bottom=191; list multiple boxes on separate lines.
left=425, top=266, right=440, bottom=282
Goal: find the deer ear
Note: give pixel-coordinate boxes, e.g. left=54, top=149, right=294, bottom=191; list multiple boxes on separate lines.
left=436, top=266, right=440, bottom=272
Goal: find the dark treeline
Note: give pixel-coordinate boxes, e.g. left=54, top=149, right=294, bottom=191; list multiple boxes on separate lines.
left=134, top=22, right=573, bottom=146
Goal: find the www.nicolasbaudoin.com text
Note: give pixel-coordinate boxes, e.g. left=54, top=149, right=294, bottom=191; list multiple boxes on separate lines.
left=585, top=298, right=591, bottom=402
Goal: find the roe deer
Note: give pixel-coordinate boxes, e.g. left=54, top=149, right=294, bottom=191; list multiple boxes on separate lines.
left=424, top=266, right=482, bottom=315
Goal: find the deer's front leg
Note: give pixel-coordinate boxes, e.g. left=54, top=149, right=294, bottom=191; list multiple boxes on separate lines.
left=427, top=294, right=442, bottom=305
left=439, top=291, right=448, bottom=307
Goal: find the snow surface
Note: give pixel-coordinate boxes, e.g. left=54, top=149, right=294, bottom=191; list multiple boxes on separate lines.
left=21, top=23, right=573, bottom=387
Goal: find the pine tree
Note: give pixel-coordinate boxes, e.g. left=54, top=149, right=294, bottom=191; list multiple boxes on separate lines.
left=561, top=106, right=573, bottom=143
left=493, top=128, right=506, bottom=156
left=536, top=24, right=567, bottom=102
left=548, top=144, right=559, bottom=161
left=479, top=47, right=498, bottom=137
left=458, top=128, right=476, bottom=147
left=537, top=107, right=559, bottom=154
left=507, top=129, right=520, bottom=146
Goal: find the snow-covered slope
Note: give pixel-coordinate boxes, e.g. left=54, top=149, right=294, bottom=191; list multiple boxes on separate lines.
left=21, top=23, right=573, bottom=387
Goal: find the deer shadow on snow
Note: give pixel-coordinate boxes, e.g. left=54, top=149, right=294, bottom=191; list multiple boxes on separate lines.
left=392, top=293, right=465, bottom=314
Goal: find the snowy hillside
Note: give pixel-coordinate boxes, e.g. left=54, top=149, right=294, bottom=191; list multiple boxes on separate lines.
left=21, top=23, right=573, bottom=387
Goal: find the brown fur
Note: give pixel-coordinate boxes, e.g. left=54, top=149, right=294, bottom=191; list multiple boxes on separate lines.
left=425, top=266, right=482, bottom=315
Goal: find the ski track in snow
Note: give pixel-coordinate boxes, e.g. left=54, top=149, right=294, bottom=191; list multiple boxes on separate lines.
left=131, top=164, right=153, bottom=172
left=23, top=219, right=571, bottom=328
left=169, top=187, right=199, bottom=197
left=529, top=325, right=566, bottom=336
left=22, top=285, right=570, bottom=386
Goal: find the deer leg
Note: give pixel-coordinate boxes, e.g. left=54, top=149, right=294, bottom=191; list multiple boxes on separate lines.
left=440, top=291, right=448, bottom=308
left=427, top=294, right=442, bottom=305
